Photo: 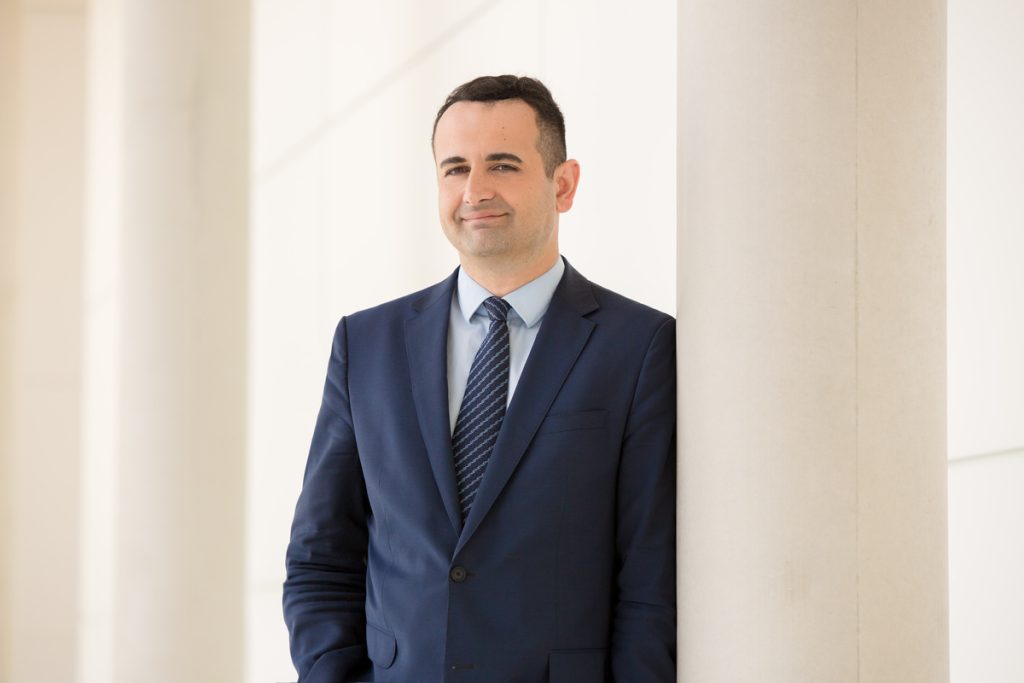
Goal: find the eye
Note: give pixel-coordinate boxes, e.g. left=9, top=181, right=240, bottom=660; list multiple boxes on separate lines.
left=444, top=165, right=469, bottom=176
left=492, top=164, right=519, bottom=172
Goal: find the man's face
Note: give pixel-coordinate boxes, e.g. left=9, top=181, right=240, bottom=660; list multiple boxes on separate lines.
left=433, top=99, right=572, bottom=273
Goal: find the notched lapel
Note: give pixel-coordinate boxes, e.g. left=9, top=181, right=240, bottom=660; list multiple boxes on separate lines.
left=456, top=263, right=599, bottom=553
left=405, top=271, right=463, bottom=535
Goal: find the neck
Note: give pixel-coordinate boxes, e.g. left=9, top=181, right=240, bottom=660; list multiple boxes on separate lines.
left=460, top=251, right=560, bottom=297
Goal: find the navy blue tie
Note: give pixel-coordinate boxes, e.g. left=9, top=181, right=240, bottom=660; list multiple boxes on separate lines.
left=453, top=296, right=512, bottom=519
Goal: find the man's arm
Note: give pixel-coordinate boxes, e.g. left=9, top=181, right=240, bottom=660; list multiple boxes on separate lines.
left=612, top=316, right=677, bottom=682
left=283, top=317, right=373, bottom=682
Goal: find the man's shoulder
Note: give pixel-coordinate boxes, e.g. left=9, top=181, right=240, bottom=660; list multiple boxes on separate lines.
left=587, top=279, right=673, bottom=324
left=559, top=262, right=673, bottom=329
left=344, top=270, right=457, bottom=325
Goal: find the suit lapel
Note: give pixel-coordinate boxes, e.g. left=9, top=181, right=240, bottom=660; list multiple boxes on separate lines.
left=456, top=262, right=599, bottom=555
left=405, top=270, right=463, bottom=535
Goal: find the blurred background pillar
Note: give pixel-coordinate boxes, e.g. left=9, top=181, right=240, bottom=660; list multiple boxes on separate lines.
left=100, top=1, right=250, bottom=682
left=0, top=1, right=15, bottom=673
left=1, top=1, right=88, bottom=681
left=677, top=0, right=948, bottom=680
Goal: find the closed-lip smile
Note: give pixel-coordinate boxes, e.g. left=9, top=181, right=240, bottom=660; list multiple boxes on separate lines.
left=461, top=211, right=506, bottom=222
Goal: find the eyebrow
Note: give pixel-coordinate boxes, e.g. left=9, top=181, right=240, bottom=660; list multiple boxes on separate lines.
left=439, top=152, right=524, bottom=167
left=485, top=152, right=524, bottom=164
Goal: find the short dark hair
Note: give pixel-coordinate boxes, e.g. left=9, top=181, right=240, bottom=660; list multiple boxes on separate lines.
left=432, top=75, right=567, bottom=177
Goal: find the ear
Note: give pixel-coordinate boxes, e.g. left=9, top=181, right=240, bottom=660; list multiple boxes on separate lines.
left=554, top=159, right=581, bottom=213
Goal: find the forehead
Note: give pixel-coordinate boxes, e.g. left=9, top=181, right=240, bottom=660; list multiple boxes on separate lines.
left=433, top=99, right=541, bottom=157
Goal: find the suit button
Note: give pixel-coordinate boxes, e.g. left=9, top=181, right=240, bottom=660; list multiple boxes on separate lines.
left=450, top=566, right=468, bottom=583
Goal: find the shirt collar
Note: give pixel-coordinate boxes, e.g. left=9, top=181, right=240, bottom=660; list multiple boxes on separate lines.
left=456, top=256, right=565, bottom=328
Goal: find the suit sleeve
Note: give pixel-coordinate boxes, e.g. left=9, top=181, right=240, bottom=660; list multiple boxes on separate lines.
left=612, top=316, right=677, bottom=682
left=283, top=317, right=373, bottom=682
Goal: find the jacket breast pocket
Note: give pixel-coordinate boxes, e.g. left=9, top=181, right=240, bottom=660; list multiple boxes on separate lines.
left=537, top=409, right=607, bottom=435
left=549, top=648, right=607, bottom=682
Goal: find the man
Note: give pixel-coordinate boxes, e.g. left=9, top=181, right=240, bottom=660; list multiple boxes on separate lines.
left=284, top=75, right=676, bottom=683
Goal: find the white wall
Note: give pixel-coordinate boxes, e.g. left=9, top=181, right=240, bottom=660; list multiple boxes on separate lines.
left=947, top=0, right=1024, bottom=680
left=248, top=1, right=677, bottom=680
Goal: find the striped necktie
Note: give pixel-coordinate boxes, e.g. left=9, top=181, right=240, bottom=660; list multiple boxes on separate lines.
left=452, top=296, right=512, bottom=519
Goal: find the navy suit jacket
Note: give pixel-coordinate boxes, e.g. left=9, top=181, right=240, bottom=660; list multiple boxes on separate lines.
left=284, top=261, right=676, bottom=683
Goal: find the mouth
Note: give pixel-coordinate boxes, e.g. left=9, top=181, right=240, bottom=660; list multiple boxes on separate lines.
left=460, top=212, right=508, bottom=226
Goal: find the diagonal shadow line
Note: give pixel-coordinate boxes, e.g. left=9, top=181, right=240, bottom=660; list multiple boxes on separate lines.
left=255, top=0, right=504, bottom=186
left=948, top=444, right=1024, bottom=467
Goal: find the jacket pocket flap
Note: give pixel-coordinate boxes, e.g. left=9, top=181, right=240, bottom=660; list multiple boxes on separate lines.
left=366, top=622, right=396, bottom=668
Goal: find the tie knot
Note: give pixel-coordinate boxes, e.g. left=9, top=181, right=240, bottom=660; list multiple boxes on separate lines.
left=482, top=296, right=511, bottom=322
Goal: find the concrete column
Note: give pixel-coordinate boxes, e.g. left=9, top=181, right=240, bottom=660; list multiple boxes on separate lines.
left=97, top=1, right=250, bottom=681
left=677, top=1, right=947, bottom=681
left=1, top=2, right=88, bottom=681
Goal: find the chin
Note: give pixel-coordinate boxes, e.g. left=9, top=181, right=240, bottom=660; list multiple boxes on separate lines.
left=462, top=237, right=512, bottom=259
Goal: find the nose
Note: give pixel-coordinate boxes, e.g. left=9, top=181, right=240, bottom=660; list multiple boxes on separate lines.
left=462, top=167, right=495, bottom=205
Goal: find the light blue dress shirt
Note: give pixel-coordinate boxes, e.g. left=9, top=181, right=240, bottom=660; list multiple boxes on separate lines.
left=446, top=257, right=566, bottom=434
